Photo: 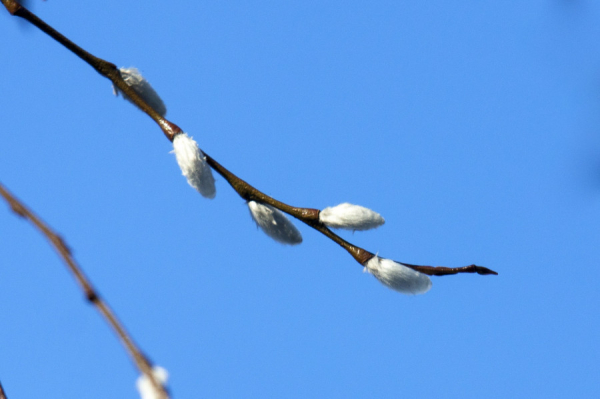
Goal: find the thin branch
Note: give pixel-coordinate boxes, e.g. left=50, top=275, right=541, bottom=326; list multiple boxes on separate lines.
left=0, top=183, right=168, bottom=399
left=399, top=262, right=498, bottom=276
left=204, top=152, right=497, bottom=275
left=0, top=379, right=7, bottom=399
left=1, top=0, right=180, bottom=141
left=202, top=152, right=375, bottom=264
left=1, top=0, right=498, bottom=278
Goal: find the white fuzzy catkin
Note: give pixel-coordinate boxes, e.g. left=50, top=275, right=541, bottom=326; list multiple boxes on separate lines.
left=365, top=256, right=432, bottom=295
left=248, top=201, right=302, bottom=245
left=136, top=366, right=169, bottom=399
left=172, top=133, right=216, bottom=198
left=319, top=203, right=385, bottom=231
left=113, top=67, right=167, bottom=117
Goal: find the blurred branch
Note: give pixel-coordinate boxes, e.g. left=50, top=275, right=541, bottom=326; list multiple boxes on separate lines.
left=0, top=1, right=497, bottom=278
left=0, top=379, right=7, bottom=399
left=0, top=183, right=168, bottom=399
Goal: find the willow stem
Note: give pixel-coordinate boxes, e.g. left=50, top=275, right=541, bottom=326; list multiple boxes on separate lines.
left=1, top=0, right=498, bottom=278
left=0, top=183, right=168, bottom=399
left=1, top=0, right=180, bottom=141
left=400, top=262, right=498, bottom=276
left=0, top=379, right=7, bottom=399
left=203, top=152, right=375, bottom=264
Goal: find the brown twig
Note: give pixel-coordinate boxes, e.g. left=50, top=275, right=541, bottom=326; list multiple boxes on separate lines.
left=202, top=152, right=375, bottom=264
left=1, top=0, right=497, bottom=278
left=0, top=183, right=168, bottom=399
left=399, top=262, right=498, bottom=276
left=0, top=379, right=7, bottom=399
left=203, top=152, right=496, bottom=274
left=1, top=0, right=180, bottom=142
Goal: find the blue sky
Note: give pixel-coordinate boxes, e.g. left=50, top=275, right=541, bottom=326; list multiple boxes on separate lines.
left=1, top=1, right=599, bottom=398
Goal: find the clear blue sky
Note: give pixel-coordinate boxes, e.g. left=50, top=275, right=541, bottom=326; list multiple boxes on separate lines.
left=1, top=1, right=599, bottom=398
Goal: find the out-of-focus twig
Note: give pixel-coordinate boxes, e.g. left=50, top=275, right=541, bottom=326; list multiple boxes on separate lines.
left=0, top=182, right=168, bottom=399
left=0, top=379, right=8, bottom=399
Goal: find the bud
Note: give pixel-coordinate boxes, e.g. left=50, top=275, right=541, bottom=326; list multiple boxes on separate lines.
left=172, top=133, right=216, bottom=198
left=247, top=200, right=302, bottom=245
left=364, top=256, right=431, bottom=295
left=136, top=366, right=169, bottom=399
left=113, top=67, right=167, bottom=117
left=319, top=203, right=384, bottom=231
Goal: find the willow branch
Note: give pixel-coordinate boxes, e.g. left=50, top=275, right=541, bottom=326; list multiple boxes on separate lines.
left=1, top=0, right=180, bottom=141
left=202, top=152, right=375, bottom=264
left=0, top=379, right=7, bottom=399
left=1, top=0, right=497, bottom=277
left=0, top=183, right=168, bottom=399
left=398, top=262, right=497, bottom=276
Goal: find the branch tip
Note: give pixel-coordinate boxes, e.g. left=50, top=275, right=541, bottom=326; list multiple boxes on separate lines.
left=399, top=262, right=498, bottom=277
left=472, top=265, right=498, bottom=275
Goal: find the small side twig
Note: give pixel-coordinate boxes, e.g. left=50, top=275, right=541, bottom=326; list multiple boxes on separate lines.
left=0, top=183, right=168, bottom=399
left=204, top=152, right=497, bottom=275
left=399, top=263, right=498, bottom=276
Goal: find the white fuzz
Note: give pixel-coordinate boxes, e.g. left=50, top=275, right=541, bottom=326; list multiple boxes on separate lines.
left=136, top=366, right=169, bottom=399
left=248, top=200, right=302, bottom=245
left=173, top=133, right=216, bottom=198
left=365, top=256, right=432, bottom=295
left=114, top=67, right=167, bottom=117
left=319, top=203, right=385, bottom=231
